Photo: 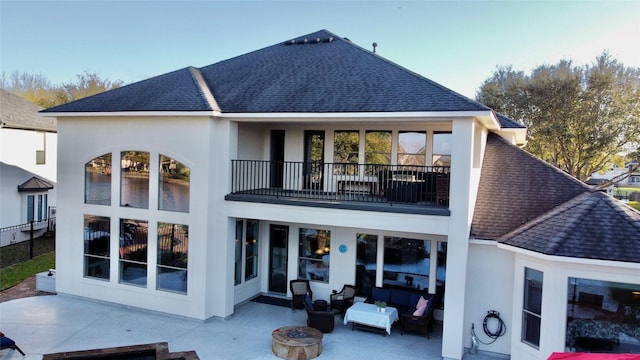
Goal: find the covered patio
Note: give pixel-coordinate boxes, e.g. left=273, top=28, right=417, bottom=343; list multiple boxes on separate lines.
left=0, top=295, right=504, bottom=359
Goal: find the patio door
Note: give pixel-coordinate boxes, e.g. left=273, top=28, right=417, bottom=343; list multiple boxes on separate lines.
left=268, top=224, right=289, bottom=294
left=303, top=130, right=324, bottom=191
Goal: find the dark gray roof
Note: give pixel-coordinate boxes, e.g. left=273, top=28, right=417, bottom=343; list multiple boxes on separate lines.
left=0, top=89, right=54, bottom=131
left=473, top=133, right=640, bottom=263
left=499, top=191, right=640, bottom=263
left=43, top=30, right=490, bottom=114
left=495, top=112, right=524, bottom=129
left=471, top=133, right=591, bottom=240
left=17, top=176, right=54, bottom=192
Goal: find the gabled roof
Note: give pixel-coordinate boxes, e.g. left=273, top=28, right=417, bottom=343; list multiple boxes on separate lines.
left=473, top=133, right=640, bottom=263
left=471, top=133, right=591, bottom=240
left=42, top=30, right=490, bottom=114
left=499, top=191, right=640, bottom=263
left=0, top=89, right=55, bottom=131
left=17, top=176, right=54, bottom=192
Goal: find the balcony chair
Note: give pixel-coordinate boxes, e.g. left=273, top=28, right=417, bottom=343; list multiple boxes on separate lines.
left=330, top=284, right=357, bottom=317
left=0, top=331, right=25, bottom=356
left=400, top=294, right=438, bottom=338
left=290, top=279, right=313, bottom=310
left=303, top=295, right=335, bottom=333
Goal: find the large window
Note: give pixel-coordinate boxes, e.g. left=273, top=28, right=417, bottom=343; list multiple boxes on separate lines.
left=398, top=131, right=426, bottom=166
left=522, top=267, right=543, bottom=348
left=120, top=151, right=149, bottom=209
left=365, top=131, right=391, bottom=165
left=159, top=155, right=190, bottom=212
left=333, top=131, right=359, bottom=175
left=26, top=193, right=48, bottom=222
left=157, top=222, right=188, bottom=293
left=432, top=132, right=452, bottom=166
left=356, top=233, right=377, bottom=298
left=119, top=218, right=148, bottom=286
left=566, top=278, right=640, bottom=353
left=85, top=154, right=112, bottom=205
left=84, top=215, right=110, bottom=280
left=235, top=219, right=260, bottom=285
left=383, top=237, right=430, bottom=291
left=298, top=228, right=330, bottom=283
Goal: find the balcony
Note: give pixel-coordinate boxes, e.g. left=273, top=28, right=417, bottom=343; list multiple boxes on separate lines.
left=226, top=161, right=450, bottom=215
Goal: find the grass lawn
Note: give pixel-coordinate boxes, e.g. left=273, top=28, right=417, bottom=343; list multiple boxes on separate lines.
left=0, top=251, right=55, bottom=291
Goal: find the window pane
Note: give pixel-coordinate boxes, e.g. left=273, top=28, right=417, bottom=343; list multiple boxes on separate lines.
left=298, top=229, right=330, bottom=283
left=365, top=131, right=391, bottom=165
left=157, top=222, right=188, bottom=294
left=119, top=218, right=148, bottom=286
left=436, top=241, right=447, bottom=308
left=245, top=219, right=259, bottom=281
left=27, top=195, right=34, bottom=222
left=120, top=151, right=149, bottom=208
left=522, top=267, right=543, bottom=348
left=334, top=131, right=359, bottom=175
left=432, top=132, right=452, bottom=166
left=84, top=215, right=110, bottom=280
left=398, top=131, right=426, bottom=166
left=566, top=278, right=640, bottom=353
left=85, top=154, right=112, bottom=205
left=235, top=220, right=243, bottom=285
left=383, top=237, right=430, bottom=291
left=356, top=233, right=377, bottom=297
left=37, top=195, right=43, bottom=221
left=159, top=155, right=190, bottom=212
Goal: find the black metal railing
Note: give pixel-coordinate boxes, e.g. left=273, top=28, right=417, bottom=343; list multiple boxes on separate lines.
left=229, top=160, right=450, bottom=207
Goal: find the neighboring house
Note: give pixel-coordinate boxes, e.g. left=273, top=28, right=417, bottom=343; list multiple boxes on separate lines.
left=41, top=30, right=640, bottom=360
left=0, top=89, right=57, bottom=241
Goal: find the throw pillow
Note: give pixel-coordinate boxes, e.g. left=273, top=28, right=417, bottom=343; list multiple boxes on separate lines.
left=413, top=302, right=427, bottom=316
left=416, top=296, right=428, bottom=309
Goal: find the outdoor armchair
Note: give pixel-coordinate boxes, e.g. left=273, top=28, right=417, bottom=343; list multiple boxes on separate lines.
left=290, top=279, right=312, bottom=310
left=400, top=293, right=438, bottom=338
left=330, top=284, right=357, bottom=317
left=303, top=295, right=334, bottom=333
left=0, top=331, right=25, bottom=356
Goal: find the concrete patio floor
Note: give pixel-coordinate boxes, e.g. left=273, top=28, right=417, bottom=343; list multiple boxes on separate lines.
left=0, top=295, right=507, bottom=359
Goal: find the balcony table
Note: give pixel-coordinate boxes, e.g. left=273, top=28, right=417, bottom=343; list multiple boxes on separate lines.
left=343, top=302, right=399, bottom=336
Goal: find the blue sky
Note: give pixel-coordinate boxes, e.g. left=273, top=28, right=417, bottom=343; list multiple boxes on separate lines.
left=1, top=0, right=639, bottom=98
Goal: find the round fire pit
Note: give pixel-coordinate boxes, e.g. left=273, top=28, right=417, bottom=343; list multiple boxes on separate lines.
left=272, top=326, right=323, bottom=360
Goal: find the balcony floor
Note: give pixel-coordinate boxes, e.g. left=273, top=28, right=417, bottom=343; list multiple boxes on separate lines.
left=0, top=295, right=506, bottom=359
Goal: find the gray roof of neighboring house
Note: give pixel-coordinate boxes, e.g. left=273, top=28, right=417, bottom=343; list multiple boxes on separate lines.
left=0, top=88, right=55, bottom=131
left=17, top=176, right=54, bottom=192
left=42, top=30, right=490, bottom=114
left=473, top=133, right=640, bottom=263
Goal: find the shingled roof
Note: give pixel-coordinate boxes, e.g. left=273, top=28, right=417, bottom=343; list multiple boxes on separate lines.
left=0, top=89, right=54, bottom=131
left=471, top=133, right=590, bottom=240
left=42, top=29, right=490, bottom=114
left=472, top=133, right=640, bottom=263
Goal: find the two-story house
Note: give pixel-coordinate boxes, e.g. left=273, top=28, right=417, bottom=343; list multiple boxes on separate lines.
left=1, top=88, right=57, bottom=242
left=41, top=30, right=640, bottom=360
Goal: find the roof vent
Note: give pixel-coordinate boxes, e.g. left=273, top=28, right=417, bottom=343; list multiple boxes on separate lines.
left=372, top=42, right=378, bottom=53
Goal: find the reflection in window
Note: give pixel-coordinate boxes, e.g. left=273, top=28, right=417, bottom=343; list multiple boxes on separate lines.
left=334, top=131, right=359, bottom=175
left=356, top=233, right=377, bottom=298
left=432, top=132, right=451, bottom=166
left=398, top=131, right=426, bottom=166
left=245, top=219, right=259, bottom=281
left=522, top=267, right=543, bottom=348
left=84, top=215, right=110, bottom=280
left=119, top=218, right=148, bottom=286
left=120, top=151, right=149, bottom=209
left=298, top=229, right=330, bottom=283
left=566, top=278, right=640, bottom=353
left=157, top=222, right=188, bottom=294
left=235, top=220, right=243, bottom=285
left=436, top=241, right=447, bottom=308
left=159, top=155, right=190, bottom=212
left=85, top=154, right=112, bottom=205
left=383, top=237, right=430, bottom=291
left=365, top=131, right=391, bottom=165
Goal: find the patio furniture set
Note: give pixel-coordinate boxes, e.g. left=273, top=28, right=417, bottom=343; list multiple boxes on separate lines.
left=289, top=279, right=438, bottom=337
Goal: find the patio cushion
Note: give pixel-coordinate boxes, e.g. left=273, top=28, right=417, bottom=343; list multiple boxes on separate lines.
left=371, top=287, right=390, bottom=303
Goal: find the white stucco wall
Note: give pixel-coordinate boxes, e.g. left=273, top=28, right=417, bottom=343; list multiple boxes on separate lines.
left=56, top=115, right=218, bottom=320
left=1, top=128, right=57, bottom=182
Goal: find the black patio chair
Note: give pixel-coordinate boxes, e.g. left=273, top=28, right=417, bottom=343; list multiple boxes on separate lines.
left=0, top=331, right=25, bottom=356
left=290, top=279, right=312, bottom=310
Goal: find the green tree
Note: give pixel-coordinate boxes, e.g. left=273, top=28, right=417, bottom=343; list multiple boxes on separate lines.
left=61, top=70, right=123, bottom=102
left=477, top=53, right=640, bottom=181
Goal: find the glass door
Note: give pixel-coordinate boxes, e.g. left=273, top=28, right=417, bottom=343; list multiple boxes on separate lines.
left=303, top=131, right=324, bottom=191
left=268, top=224, right=289, bottom=294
